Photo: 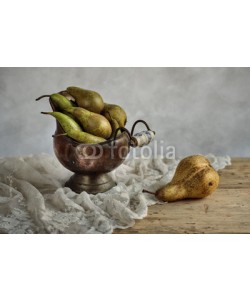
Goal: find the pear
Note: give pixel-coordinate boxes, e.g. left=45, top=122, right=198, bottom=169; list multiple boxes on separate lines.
left=102, top=103, right=127, bottom=127
left=67, top=86, right=104, bottom=113
left=36, top=93, right=75, bottom=111
left=41, top=111, right=82, bottom=132
left=61, top=129, right=106, bottom=144
left=64, top=107, right=112, bottom=139
left=109, top=117, right=121, bottom=138
left=145, top=155, right=220, bottom=202
left=59, top=90, right=76, bottom=102
left=103, top=111, right=121, bottom=138
left=41, top=112, right=106, bottom=144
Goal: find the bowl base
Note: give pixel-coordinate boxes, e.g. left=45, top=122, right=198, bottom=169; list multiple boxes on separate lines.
left=65, top=173, right=116, bottom=194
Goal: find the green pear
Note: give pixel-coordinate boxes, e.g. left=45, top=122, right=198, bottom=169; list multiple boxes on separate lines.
left=109, top=114, right=121, bottom=138
left=59, top=90, right=76, bottom=102
left=36, top=94, right=75, bottom=111
left=41, top=112, right=106, bottom=144
left=41, top=111, right=82, bottom=132
left=65, top=129, right=106, bottom=144
left=65, top=107, right=112, bottom=139
left=102, top=103, right=127, bottom=127
left=67, top=86, right=104, bottom=113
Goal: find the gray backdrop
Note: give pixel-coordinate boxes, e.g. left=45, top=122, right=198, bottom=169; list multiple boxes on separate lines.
left=0, top=68, right=249, bottom=157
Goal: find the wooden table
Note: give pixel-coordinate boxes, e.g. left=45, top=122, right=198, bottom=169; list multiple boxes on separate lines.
left=114, top=158, right=250, bottom=234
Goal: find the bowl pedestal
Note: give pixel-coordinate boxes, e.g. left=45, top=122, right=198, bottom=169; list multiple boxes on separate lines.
left=65, top=173, right=116, bottom=194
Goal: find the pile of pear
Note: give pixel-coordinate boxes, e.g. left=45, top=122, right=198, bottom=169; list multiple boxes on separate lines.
left=36, top=86, right=127, bottom=144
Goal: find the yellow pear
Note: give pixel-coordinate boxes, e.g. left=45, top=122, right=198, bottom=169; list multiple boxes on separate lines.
left=146, top=155, right=220, bottom=202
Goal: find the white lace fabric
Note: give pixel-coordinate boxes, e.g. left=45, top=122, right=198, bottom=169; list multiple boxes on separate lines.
left=0, top=154, right=231, bottom=234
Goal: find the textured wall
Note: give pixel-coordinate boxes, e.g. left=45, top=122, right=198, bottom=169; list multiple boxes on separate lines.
left=0, top=68, right=249, bottom=157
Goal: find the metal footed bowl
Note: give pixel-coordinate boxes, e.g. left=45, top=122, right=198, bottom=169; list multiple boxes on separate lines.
left=49, top=95, right=154, bottom=194
left=53, top=123, right=130, bottom=194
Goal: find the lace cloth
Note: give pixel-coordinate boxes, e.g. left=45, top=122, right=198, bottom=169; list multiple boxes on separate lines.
left=0, top=154, right=231, bottom=234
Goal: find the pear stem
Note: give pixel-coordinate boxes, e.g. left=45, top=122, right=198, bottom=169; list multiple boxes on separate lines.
left=142, top=189, right=155, bottom=195
left=52, top=133, right=67, bottom=138
left=36, top=95, right=51, bottom=101
left=41, top=112, right=50, bottom=115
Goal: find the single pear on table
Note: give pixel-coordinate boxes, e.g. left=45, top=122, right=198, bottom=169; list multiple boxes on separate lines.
left=145, top=155, right=220, bottom=202
left=67, top=86, right=104, bottom=114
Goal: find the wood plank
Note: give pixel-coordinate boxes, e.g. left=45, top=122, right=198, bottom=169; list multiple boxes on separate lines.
left=114, top=158, right=250, bottom=234
left=218, top=158, right=250, bottom=189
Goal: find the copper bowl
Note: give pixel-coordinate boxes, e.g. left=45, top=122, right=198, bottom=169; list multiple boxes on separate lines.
left=48, top=93, right=155, bottom=194
left=53, top=123, right=130, bottom=194
left=50, top=97, right=130, bottom=194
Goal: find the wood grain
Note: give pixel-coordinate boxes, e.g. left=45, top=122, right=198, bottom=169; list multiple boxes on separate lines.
left=114, top=158, right=250, bottom=234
